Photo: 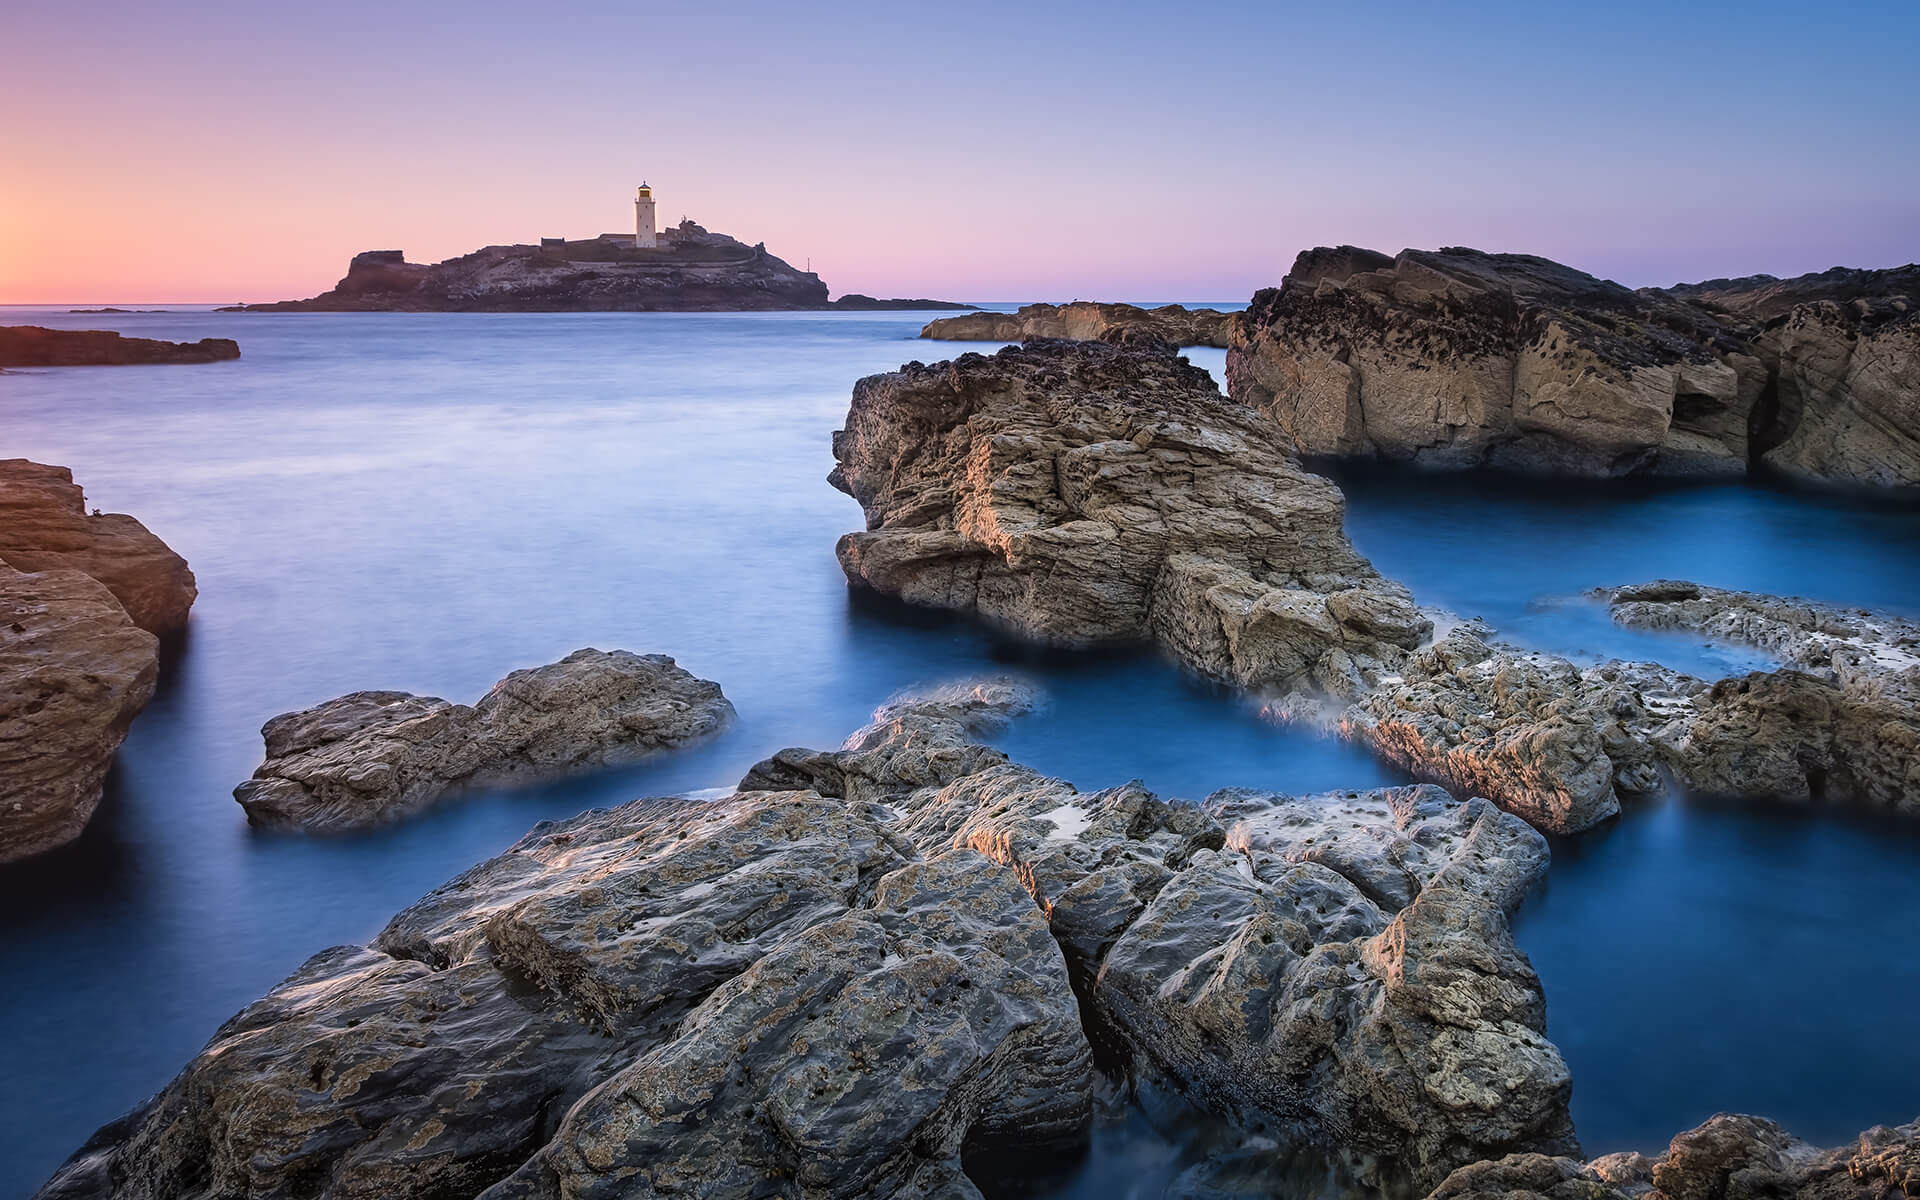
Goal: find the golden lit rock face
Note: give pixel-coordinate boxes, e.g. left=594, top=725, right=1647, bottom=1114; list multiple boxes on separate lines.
left=0, top=565, right=158, bottom=863
left=0, top=458, right=197, bottom=636
left=830, top=339, right=1429, bottom=692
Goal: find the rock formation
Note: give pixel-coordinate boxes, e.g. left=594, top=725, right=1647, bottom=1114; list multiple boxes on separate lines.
left=1332, top=621, right=1696, bottom=834
left=828, top=294, right=976, bottom=311
left=0, top=566, right=158, bottom=862
left=1671, top=265, right=1920, bottom=489
left=42, top=681, right=1577, bottom=1198
left=0, top=325, right=239, bottom=367
left=1427, top=1112, right=1920, bottom=1200
left=920, top=302, right=1238, bottom=348
left=1226, top=246, right=1919, bottom=488
left=1226, top=246, right=1767, bottom=478
left=234, top=649, right=735, bottom=832
left=830, top=340, right=1429, bottom=693
left=0, top=460, right=198, bottom=635
left=225, top=226, right=829, bottom=312
left=1600, top=581, right=1919, bottom=811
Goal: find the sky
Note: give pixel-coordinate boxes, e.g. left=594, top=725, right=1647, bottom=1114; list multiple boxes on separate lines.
left=3, top=0, right=1917, bottom=304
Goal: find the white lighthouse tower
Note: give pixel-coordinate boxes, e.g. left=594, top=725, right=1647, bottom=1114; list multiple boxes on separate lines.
left=634, top=183, right=658, bottom=249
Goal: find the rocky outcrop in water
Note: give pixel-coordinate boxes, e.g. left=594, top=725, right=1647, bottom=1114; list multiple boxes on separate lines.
left=1671, top=265, right=1920, bottom=489
left=43, top=682, right=1576, bottom=1197
left=226, top=227, right=829, bottom=312
left=829, top=294, right=976, bottom=311
left=0, top=460, right=198, bottom=635
left=1226, top=246, right=1768, bottom=478
left=920, top=302, right=1238, bottom=348
left=830, top=340, right=1428, bottom=693
left=234, top=650, right=735, bottom=832
left=0, top=325, right=238, bottom=367
left=1331, top=621, right=1697, bottom=834
left=1428, top=1111, right=1920, bottom=1200
left=0, top=566, right=158, bottom=863
left=1601, top=581, right=1919, bottom=811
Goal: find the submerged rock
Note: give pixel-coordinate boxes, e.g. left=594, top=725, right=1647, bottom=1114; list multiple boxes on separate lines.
left=920, top=302, right=1238, bottom=348
left=0, top=566, right=158, bottom=862
left=234, top=649, right=735, bottom=831
left=829, top=339, right=1428, bottom=693
left=1427, top=1112, right=1920, bottom=1200
left=45, top=683, right=1575, bottom=1197
left=1226, top=246, right=1765, bottom=478
left=0, top=325, right=239, bottom=367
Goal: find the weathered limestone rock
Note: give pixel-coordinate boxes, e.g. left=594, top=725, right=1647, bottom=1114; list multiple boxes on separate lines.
left=753, top=686, right=1577, bottom=1192
left=1336, top=621, right=1700, bottom=834
left=1671, top=264, right=1919, bottom=489
left=1226, top=246, right=1767, bottom=478
left=234, top=650, right=734, bottom=832
left=0, top=459, right=197, bottom=635
left=830, top=339, right=1428, bottom=692
left=0, top=566, right=159, bottom=862
left=0, top=325, right=239, bottom=367
left=1426, top=1112, right=1920, bottom=1200
left=47, top=684, right=1578, bottom=1197
left=1602, top=582, right=1920, bottom=810
left=920, top=302, right=1238, bottom=348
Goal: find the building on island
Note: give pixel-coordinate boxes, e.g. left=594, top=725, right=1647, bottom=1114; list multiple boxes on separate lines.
left=634, top=183, right=657, bottom=249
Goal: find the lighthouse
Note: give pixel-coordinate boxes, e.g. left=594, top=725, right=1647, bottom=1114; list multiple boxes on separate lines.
left=634, top=183, right=658, bottom=249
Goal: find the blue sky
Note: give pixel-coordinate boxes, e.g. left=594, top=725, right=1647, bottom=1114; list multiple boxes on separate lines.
left=4, top=0, right=1916, bottom=300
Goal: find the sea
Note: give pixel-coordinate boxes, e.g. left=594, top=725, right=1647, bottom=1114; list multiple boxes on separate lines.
left=2, top=304, right=1917, bottom=1197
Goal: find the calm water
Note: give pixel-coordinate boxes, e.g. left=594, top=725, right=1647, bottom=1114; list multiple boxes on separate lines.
left=1, top=307, right=1916, bottom=1196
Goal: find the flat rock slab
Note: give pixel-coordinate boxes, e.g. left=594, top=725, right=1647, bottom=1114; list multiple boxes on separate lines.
left=234, top=649, right=734, bottom=832
left=0, top=325, right=239, bottom=366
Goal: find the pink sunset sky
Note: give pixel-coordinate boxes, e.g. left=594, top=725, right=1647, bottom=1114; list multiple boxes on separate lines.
left=4, top=0, right=1916, bottom=305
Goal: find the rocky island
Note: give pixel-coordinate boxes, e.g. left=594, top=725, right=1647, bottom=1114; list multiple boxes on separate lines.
left=0, top=325, right=239, bottom=367
left=1226, top=246, right=1918, bottom=488
left=224, top=222, right=832, bottom=312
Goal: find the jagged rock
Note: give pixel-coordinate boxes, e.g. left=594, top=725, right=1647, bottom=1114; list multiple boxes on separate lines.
left=0, top=566, right=158, bottom=862
left=829, top=339, right=1428, bottom=691
left=233, top=650, right=734, bottom=832
left=1424, top=1112, right=1920, bottom=1200
left=1336, top=621, right=1701, bottom=834
left=1226, top=246, right=1767, bottom=478
left=1603, top=582, right=1920, bottom=811
left=0, top=325, right=239, bottom=367
left=752, top=686, right=1576, bottom=1192
left=920, top=302, right=1237, bottom=348
left=0, top=459, right=198, bottom=635
left=224, top=227, right=829, bottom=312
left=1672, top=265, right=1919, bottom=489
left=46, top=684, right=1579, bottom=1198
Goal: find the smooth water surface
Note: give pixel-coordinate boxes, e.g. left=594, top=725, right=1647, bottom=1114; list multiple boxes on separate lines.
left=1, top=308, right=1916, bottom=1195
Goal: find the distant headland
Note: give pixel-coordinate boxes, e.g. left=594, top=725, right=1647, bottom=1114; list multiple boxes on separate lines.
left=221, top=184, right=973, bottom=314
